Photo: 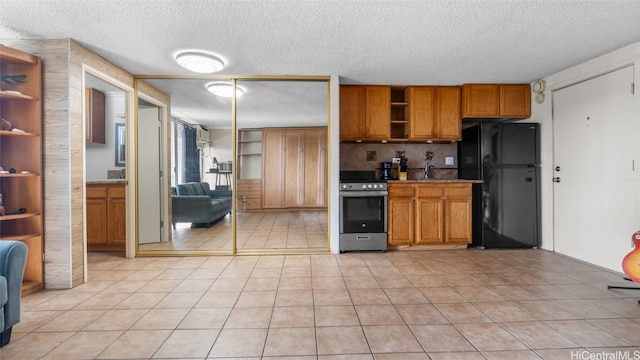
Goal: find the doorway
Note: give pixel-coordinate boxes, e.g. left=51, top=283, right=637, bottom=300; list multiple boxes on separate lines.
left=552, top=65, right=636, bottom=272
left=84, top=73, right=128, bottom=255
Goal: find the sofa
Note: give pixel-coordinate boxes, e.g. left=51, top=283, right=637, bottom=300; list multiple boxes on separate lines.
left=171, top=182, right=232, bottom=228
left=0, top=241, right=27, bottom=347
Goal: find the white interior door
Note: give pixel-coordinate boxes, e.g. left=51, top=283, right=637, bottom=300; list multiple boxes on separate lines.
left=553, top=65, right=636, bottom=272
left=138, top=107, right=162, bottom=244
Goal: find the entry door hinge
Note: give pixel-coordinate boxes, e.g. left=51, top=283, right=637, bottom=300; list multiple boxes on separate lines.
left=632, top=83, right=635, bottom=95
left=160, top=220, right=164, bottom=228
left=42, top=252, right=45, bottom=263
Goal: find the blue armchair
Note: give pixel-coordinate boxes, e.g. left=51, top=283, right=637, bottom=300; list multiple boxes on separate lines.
left=0, top=241, right=27, bottom=347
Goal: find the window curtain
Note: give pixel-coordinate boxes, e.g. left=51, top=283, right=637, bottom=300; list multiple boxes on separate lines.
left=182, top=124, right=201, bottom=183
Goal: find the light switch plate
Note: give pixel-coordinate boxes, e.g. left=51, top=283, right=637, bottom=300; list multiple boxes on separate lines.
left=392, top=157, right=401, bottom=164
left=445, top=157, right=454, bottom=166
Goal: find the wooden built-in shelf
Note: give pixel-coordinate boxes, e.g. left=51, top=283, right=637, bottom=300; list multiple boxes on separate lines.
left=0, top=173, right=39, bottom=178
left=0, top=130, right=38, bottom=137
left=0, top=45, right=39, bottom=64
left=0, top=45, right=44, bottom=295
left=0, top=233, right=40, bottom=241
left=0, top=92, right=37, bottom=101
left=0, top=213, right=40, bottom=221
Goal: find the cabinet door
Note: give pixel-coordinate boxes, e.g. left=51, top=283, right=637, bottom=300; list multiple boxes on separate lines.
left=340, top=86, right=365, bottom=140
left=284, top=129, right=303, bottom=207
left=262, top=130, right=285, bottom=208
left=462, top=84, right=499, bottom=118
left=86, top=198, right=107, bottom=245
left=435, top=86, right=462, bottom=141
left=85, top=88, right=106, bottom=144
left=364, top=86, right=391, bottom=140
left=444, top=185, right=472, bottom=244
left=108, top=186, right=126, bottom=246
left=302, top=128, right=327, bottom=207
left=408, top=86, right=435, bottom=140
left=415, top=198, right=443, bottom=244
left=445, top=198, right=472, bottom=243
left=388, top=197, right=414, bottom=245
left=500, top=84, right=531, bottom=118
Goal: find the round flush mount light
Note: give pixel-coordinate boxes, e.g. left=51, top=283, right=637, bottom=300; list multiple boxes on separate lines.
left=175, top=51, right=224, bottom=73
left=206, top=81, right=245, bottom=98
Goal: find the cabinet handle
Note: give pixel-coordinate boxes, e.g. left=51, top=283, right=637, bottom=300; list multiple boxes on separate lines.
left=552, top=177, right=561, bottom=183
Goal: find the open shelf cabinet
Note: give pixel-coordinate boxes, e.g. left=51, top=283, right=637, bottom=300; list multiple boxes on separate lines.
left=0, top=45, right=43, bottom=296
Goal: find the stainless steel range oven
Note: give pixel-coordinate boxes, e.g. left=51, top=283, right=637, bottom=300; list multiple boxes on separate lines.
left=339, top=175, right=388, bottom=252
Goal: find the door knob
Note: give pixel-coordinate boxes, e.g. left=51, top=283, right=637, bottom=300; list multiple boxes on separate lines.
left=552, top=177, right=561, bottom=183
left=525, top=177, right=533, bottom=182
left=555, top=166, right=561, bottom=171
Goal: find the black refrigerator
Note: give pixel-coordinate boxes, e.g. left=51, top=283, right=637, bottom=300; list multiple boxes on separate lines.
left=458, top=123, right=541, bottom=248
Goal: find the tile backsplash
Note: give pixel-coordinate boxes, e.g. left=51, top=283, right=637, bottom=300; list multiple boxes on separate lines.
left=340, top=142, right=458, bottom=180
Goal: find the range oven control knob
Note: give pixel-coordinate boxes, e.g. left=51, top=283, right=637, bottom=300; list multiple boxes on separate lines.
left=342, top=184, right=348, bottom=190
left=361, top=184, right=367, bottom=189
left=367, top=184, right=373, bottom=189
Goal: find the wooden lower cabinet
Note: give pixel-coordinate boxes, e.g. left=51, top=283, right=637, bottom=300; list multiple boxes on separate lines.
left=388, top=182, right=472, bottom=246
left=87, top=182, right=126, bottom=251
left=236, top=179, right=262, bottom=212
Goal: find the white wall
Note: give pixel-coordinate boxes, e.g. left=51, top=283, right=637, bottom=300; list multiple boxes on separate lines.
left=201, top=128, right=232, bottom=186
left=531, top=42, right=640, bottom=263
left=86, top=92, right=125, bottom=180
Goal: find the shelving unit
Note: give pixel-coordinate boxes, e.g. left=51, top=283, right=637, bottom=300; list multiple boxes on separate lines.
left=390, top=86, right=408, bottom=140
left=237, top=129, right=263, bottom=212
left=0, top=45, right=43, bottom=295
left=237, top=129, right=262, bottom=180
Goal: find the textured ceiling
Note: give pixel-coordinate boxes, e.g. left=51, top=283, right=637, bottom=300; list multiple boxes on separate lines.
left=2, top=0, right=640, bottom=128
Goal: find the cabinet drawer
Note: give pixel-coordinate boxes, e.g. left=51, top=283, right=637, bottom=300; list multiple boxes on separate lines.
left=238, top=190, right=261, bottom=199
left=109, top=186, right=126, bottom=198
left=388, top=184, right=415, bottom=198
left=416, top=185, right=444, bottom=198
left=246, top=198, right=262, bottom=210
left=87, top=187, right=107, bottom=198
left=237, top=182, right=261, bottom=191
left=445, top=185, right=471, bottom=198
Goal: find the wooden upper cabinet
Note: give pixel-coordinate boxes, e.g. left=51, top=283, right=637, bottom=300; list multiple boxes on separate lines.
left=408, top=86, right=436, bottom=140
left=462, top=83, right=530, bottom=119
left=500, top=84, right=531, bottom=118
left=435, top=86, right=462, bottom=141
left=85, top=87, right=106, bottom=143
left=461, top=84, right=499, bottom=117
left=339, top=85, right=390, bottom=141
left=409, top=86, right=461, bottom=141
left=339, top=85, right=365, bottom=141
left=364, top=86, right=391, bottom=140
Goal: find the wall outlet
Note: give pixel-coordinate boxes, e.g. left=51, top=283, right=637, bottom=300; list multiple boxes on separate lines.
left=445, top=157, right=454, bottom=166
left=392, top=157, right=401, bottom=164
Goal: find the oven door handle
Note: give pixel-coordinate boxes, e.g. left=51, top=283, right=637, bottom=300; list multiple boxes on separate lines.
left=339, top=191, right=388, bottom=197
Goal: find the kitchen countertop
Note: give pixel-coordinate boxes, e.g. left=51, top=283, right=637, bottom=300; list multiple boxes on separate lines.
left=387, top=179, right=483, bottom=184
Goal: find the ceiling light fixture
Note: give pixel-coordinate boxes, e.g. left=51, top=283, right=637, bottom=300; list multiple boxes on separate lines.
left=206, top=81, right=245, bottom=97
left=175, top=51, right=224, bottom=73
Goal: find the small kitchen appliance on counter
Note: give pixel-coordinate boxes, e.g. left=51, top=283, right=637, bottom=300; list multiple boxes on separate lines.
left=339, top=171, right=388, bottom=252
left=380, top=162, right=393, bottom=180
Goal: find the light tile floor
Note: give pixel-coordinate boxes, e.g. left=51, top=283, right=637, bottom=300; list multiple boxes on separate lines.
left=3, top=249, right=640, bottom=359
left=139, top=211, right=328, bottom=251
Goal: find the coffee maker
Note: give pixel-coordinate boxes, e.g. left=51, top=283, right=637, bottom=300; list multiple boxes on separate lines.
left=380, top=162, right=393, bottom=180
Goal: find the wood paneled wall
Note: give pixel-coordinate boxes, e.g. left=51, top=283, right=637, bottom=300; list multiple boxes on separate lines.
left=1, top=38, right=168, bottom=289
